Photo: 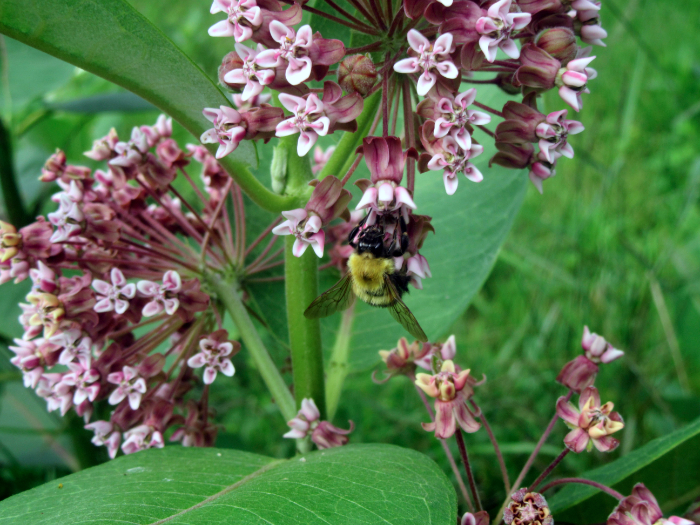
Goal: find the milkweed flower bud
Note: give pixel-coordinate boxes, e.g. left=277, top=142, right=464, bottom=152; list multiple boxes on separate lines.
left=608, top=484, right=694, bottom=525
left=556, top=326, right=624, bottom=392
left=463, top=511, right=491, bottom=525
left=283, top=398, right=354, bottom=449
left=535, top=27, right=578, bottom=64
left=416, top=360, right=481, bottom=438
left=504, top=489, right=553, bottom=525
left=556, top=386, right=624, bottom=453
left=338, top=54, right=377, bottom=96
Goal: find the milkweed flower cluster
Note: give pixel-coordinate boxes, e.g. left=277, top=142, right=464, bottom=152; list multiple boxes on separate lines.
left=608, top=484, right=694, bottom=525
left=2, top=116, right=288, bottom=459
left=202, top=0, right=607, bottom=286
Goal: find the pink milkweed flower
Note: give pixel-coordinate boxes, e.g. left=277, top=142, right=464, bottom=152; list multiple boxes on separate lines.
left=84, top=128, right=119, bottom=161
left=557, top=326, right=624, bottom=392
left=9, top=338, right=60, bottom=388
left=401, top=253, right=432, bottom=290
left=47, top=193, right=84, bottom=243
left=208, top=0, right=262, bottom=42
left=36, top=373, right=74, bottom=416
left=504, top=489, right=553, bottom=525
left=63, top=355, right=100, bottom=405
left=312, top=145, right=336, bottom=174
left=414, top=334, right=455, bottom=371
left=535, top=109, right=584, bottom=163
left=85, top=420, right=121, bottom=459
left=575, top=4, right=607, bottom=47
left=556, top=386, right=624, bottom=453
left=49, top=329, right=92, bottom=366
left=416, top=360, right=481, bottom=439
left=187, top=330, right=240, bottom=384
left=223, top=43, right=275, bottom=101
left=608, top=484, right=694, bottom=525
left=121, top=424, right=164, bottom=455
left=275, top=93, right=330, bottom=156
left=476, top=0, right=532, bottom=63
left=255, top=21, right=314, bottom=85
left=272, top=208, right=325, bottom=258
left=394, top=30, right=459, bottom=96
left=92, top=268, right=136, bottom=315
left=556, top=55, right=597, bottom=112
left=428, top=135, right=484, bottom=194
left=355, top=136, right=417, bottom=223
left=283, top=398, right=354, bottom=449
left=200, top=106, right=247, bottom=159
left=433, top=88, right=491, bottom=150
left=107, top=365, right=148, bottom=410
left=137, top=270, right=182, bottom=317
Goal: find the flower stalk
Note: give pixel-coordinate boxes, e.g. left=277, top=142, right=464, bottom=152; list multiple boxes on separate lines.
left=325, top=305, right=355, bottom=420
left=455, top=428, right=483, bottom=512
left=213, top=274, right=296, bottom=421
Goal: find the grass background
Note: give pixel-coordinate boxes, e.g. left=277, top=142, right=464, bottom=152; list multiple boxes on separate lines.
left=0, top=0, right=699, bottom=516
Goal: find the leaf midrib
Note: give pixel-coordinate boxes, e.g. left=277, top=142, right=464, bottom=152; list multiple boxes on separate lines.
left=149, top=458, right=285, bottom=524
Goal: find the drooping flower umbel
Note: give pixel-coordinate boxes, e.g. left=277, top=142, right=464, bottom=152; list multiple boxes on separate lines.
left=2, top=116, right=298, bottom=458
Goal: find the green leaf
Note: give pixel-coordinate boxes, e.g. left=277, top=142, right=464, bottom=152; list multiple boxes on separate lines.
left=46, top=92, right=156, bottom=113
left=0, top=444, right=457, bottom=524
left=549, top=416, right=700, bottom=521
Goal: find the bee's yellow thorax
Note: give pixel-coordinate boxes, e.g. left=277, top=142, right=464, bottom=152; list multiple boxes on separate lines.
left=348, top=253, right=395, bottom=307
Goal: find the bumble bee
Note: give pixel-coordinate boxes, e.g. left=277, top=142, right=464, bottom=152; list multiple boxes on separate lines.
left=304, top=217, right=427, bottom=342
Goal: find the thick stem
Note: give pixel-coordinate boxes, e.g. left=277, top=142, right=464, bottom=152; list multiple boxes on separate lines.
left=318, top=90, right=381, bottom=181
left=0, top=118, right=29, bottom=227
left=498, top=391, right=573, bottom=518
left=538, top=478, right=624, bottom=501
left=401, top=80, right=416, bottom=193
left=415, top=383, right=473, bottom=511
left=325, top=305, right=355, bottom=420
left=472, top=400, right=510, bottom=494
left=215, top=277, right=296, bottom=421
left=455, top=428, right=483, bottom=511
left=285, top=237, right=326, bottom=417
left=530, top=448, right=570, bottom=491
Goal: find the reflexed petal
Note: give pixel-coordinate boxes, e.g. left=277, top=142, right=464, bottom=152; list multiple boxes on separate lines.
left=479, top=36, right=499, bottom=63
left=510, top=12, right=532, bottom=30
left=454, top=402, right=481, bottom=433
left=92, top=279, right=111, bottom=295
left=292, top=238, right=309, bottom=257
left=276, top=118, right=300, bottom=137
left=556, top=397, right=581, bottom=425
left=286, top=57, right=312, bottom=85
left=453, top=128, right=472, bottom=150
left=242, top=79, right=264, bottom=101
left=223, top=69, right=247, bottom=85
left=187, top=353, right=207, bottom=368
left=444, top=172, right=459, bottom=195
left=436, top=60, right=459, bottom=79
left=163, top=298, right=180, bottom=315
left=407, top=29, right=430, bottom=52
left=356, top=187, right=378, bottom=209
left=455, top=88, right=477, bottom=108
left=499, top=38, right=520, bottom=59
left=416, top=71, right=437, bottom=96
left=108, top=389, right=126, bottom=405
left=434, top=118, right=453, bottom=138
left=559, top=86, right=581, bottom=111
left=564, top=427, right=590, bottom=453
left=309, top=232, right=325, bottom=258
left=269, top=20, right=291, bottom=43
left=200, top=128, right=219, bottom=144
left=433, top=33, right=454, bottom=54
left=435, top=401, right=457, bottom=439
left=208, top=20, right=235, bottom=37
left=128, top=392, right=142, bottom=410
left=394, top=58, right=420, bottom=74
left=203, top=367, right=217, bottom=384
left=255, top=49, right=281, bottom=68
left=297, top=131, right=319, bottom=157
left=94, top=298, right=114, bottom=313
left=142, top=300, right=164, bottom=317
left=562, top=70, right=588, bottom=87
left=394, top=186, right=417, bottom=209
left=592, top=435, right=619, bottom=452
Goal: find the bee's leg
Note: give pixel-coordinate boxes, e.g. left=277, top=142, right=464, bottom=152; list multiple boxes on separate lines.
left=394, top=216, right=409, bottom=256
left=347, top=213, right=369, bottom=245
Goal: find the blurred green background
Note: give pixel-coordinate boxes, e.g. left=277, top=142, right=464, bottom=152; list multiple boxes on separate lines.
left=0, top=0, right=698, bottom=514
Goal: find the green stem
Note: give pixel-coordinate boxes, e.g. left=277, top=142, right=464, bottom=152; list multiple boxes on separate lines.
left=0, top=118, right=29, bottom=226
left=325, top=305, right=355, bottom=420
left=285, top=237, right=325, bottom=418
left=215, top=277, right=296, bottom=421
left=218, top=155, right=303, bottom=213
left=318, top=90, right=381, bottom=181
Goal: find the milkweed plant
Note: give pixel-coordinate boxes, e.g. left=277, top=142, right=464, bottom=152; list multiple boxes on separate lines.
left=0, top=0, right=697, bottom=523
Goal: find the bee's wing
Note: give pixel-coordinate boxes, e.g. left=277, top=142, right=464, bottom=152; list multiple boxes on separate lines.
left=384, top=275, right=428, bottom=342
left=304, top=274, right=355, bottom=319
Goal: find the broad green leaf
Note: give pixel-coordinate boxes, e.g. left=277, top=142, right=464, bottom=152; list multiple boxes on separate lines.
left=549, top=417, right=700, bottom=521
left=46, top=92, right=156, bottom=113
left=0, top=0, right=256, bottom=167
left=0, top=37, right=76, bottom=113
left=0, top=444, right=457, bottom=524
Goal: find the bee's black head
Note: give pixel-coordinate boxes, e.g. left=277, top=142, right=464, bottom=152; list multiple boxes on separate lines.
left=355, top=226, right=386, bottom=258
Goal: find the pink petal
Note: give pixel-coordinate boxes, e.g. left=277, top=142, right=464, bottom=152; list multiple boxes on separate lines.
left=285, top=57, right=312, bottom=85
left=187, top=353, right=207, bottom=368
left=163, top=298, right=180, bottom=315
left=394, top=186, right=417, bottom=209
left=297, top=131, right=318, bottom=157
left=407, top=29, right=430, bottom=52
left=203, top=367, right=217, bottom=384
left=92, top=279, right=111, bottom=295
left=479, top=36, right=498, bottom=63
left=255, top=49, right=281, bottom=68
left=269, top=20, right=291, bottom=43
left=433, top=33, right=454, bottom=54
left=308, top=232, right=325, bottom=258
left=416, top=71, right=437, bottom=96
left=568, top=56, right=596, bottom=72
left=562, top=70, right=588, bottom=87
left=142, top=300, right=164, bottom=317
left=219, top=359, right=235, bottom=377
left=292, top=238, right=309, bottom=257
left=356, top=187, right=378, bottom=209
left=464, top=163, right=483, bottom=183
left=393, top=58, right=420, bottom=74
left=208, top=20, right=235, bottom=37
left=455, top=88, right=477, bottom=108
left=559, top=86, right=581, bottom=111
left=436, top=60, right=458, bottom=79
left=108, top=389, right=126, bottom=405
left=499, top=38, right=520, bottom=59
left=224, top=69, right=247, bottom=85
left=444, top=172, right=459, bottom=195
left=556, top=397, right=581, bottom=425
left=452, top=128, right=472, bottom=151
left=434, top=401, right=457, bottom=439
left=564, top=428, right=590, bottom=453
left=454, top=402, right=481, bottom=433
